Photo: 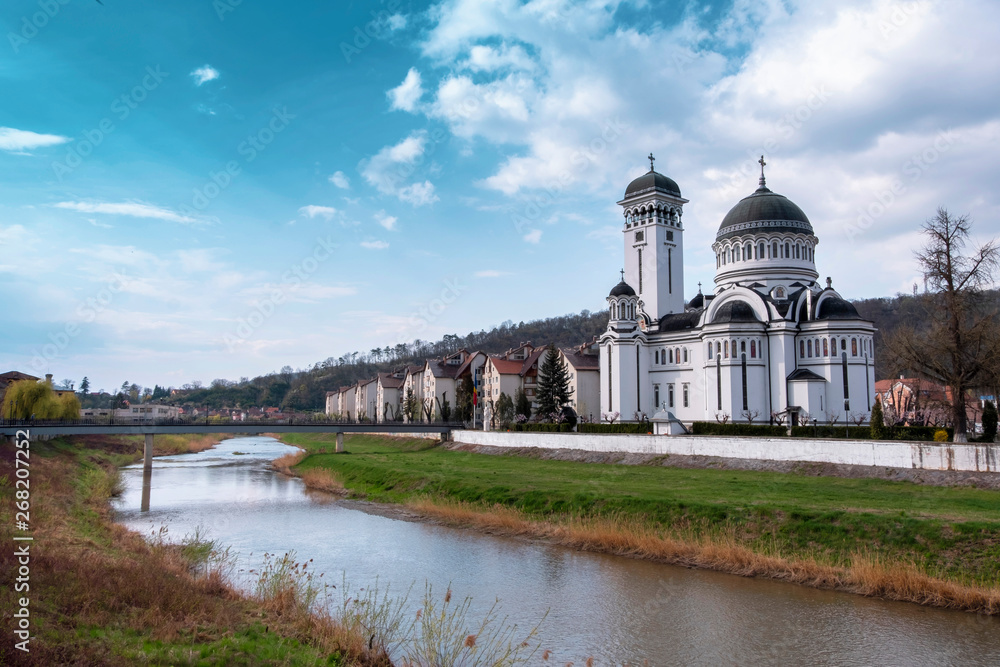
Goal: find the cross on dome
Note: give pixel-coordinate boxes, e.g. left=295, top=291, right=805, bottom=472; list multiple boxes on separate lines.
left=758, top=155, right=767, bottom=188
left=648, top=153, right=655, bottom=171
left=620, top=268, right=625, bottom=281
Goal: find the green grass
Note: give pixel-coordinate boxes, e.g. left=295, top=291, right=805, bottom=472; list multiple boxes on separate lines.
left=281, top=434, right=1000, bottom=586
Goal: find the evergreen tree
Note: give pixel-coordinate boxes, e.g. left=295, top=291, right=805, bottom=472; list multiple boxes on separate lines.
left=535, top=346, right=572, bottom=421
left=983, top=400, right=998, bottom=442
left=79, top=377, right=90, bottom=394
left=514, top=387, right=531, bottom=422
left=495, top=392, right=514, bottom=428
left=403, top=388, right=418, bottom=422
left=870, top=399, right=888, bottom=440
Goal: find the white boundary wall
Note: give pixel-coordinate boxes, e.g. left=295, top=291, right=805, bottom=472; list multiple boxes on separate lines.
left=451, top=430, right=1000, bottom=473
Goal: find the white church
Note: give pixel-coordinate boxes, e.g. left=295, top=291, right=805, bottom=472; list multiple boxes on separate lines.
left=599, top=156, right=877, bottom=426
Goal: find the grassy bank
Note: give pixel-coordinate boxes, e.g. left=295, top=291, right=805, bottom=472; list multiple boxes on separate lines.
left=0, top=434, right=390, bottom=666
left=278, top=434, right=1000, bottom=614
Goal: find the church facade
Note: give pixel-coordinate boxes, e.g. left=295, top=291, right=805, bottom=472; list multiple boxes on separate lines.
left=599, top=158, right=877, bottom=425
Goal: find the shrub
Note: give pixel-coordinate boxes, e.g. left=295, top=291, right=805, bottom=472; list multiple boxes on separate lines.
left=790, top=425, right=872, bottom=439
left=577, top=423, right=651, bottom=434
left=870, top=401, right=889, bottom=440
left=983, top=400, right=998, bottom=442
left=691, top=422, right=787, bottom=437
left=934, top=429, right=949, bottom=442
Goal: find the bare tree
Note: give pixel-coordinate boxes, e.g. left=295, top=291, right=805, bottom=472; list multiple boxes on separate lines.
left=741, top=408, right=762, bottom=424
left=890, top=209, right=1000, bottom=441
left=715, top=412, right=731, bottom=424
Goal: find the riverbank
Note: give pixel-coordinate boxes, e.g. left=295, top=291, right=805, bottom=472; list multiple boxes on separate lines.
left=0, top=434, right=389, bottom=666
left=278, top=433, right=1000, bottom=615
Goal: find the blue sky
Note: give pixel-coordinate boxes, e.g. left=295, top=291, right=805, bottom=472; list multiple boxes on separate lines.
left=1, top=0, right=998, bottom=392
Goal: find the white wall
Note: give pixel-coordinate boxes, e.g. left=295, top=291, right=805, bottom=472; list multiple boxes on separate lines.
left=450, top=430, right=1000, bottom=473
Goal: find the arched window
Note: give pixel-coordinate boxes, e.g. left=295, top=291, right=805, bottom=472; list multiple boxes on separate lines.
left=618, top=303, right=624, bottom=319
left=675, top=348, right=681, bottom=364
left=610, top=304, right=614, bottom=318
left=815, top=338, right=820, bottom=356
left=724, top=341, right=729, bottom=358
left=683, top=348, right=688, bottom=363
left=716, top=341, right=721, bottom=357
left=655, top=350, right=659, bottom=364
left=784, top=242, right=790, bottom=258
left=758, top=242, right=765, bottom=259
left=807, top=340, right=812, bottom=357
left=750, top=340, right=757, bottom=358
left=735, top=246, right=741, bottom=262
left=800, top=340, right=806, bottom=357
left=772, top=242, right=778, bottom=258
left=669, top=349, right=674, bottom=364
left=841, top=339, right=847, bottom=351
left=823, top=339, right=829, bottom=356
left=740, top=341, right=746, bottom=355
left=708, top=342, right=714, bottom=359
left=852, top=338, right=858, bottom=356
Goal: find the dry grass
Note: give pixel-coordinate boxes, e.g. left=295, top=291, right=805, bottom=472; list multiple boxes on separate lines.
left=300, top=468, right=350, bottom=496
left=271, top=449, right=307, bottom=474
left=406, top=498, right=1000, bottom=615
left=152, top=433, right=225, bottom=456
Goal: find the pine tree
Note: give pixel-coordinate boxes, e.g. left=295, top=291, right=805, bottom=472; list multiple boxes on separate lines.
left=403, top=388, right=418, bottom=422
left=514, top=387, right=531, bottom=422
left=870, top=399, right=888, bottom=440
left=535, top=345, right=572, bottom=421
left=983, top=400, right=998, bottom=442
left=79, top=377, right=90, bottom=394
left=456, top=376, right=474, bottom=422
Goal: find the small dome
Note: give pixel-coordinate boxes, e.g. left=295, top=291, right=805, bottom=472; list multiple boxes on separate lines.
left=717, top=186, right=812, bottom=241
left=712, top=300, right=759, bottom=324
left=688, top=293, right=704, bottom=309
left=608, top=280, right=636, bottom=298
left=624, top=170, right=681, bottom=198
left=816, top=296, right=860, bottom=320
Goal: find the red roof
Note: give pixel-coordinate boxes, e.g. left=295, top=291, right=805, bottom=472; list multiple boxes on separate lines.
left=488, top=357, right=523, bottom=374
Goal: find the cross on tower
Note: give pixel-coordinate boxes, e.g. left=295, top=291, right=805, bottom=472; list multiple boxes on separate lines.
left=648, top=153, right=655, bottom=171
left=620, top=268, right=625, bottom=282
left=758, top=155, right=767, bottom=187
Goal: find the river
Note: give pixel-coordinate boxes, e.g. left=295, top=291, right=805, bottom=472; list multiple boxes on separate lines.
left=113, top=436, right=999, bottom=666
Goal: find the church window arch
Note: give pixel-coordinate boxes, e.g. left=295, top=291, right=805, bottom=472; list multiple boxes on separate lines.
left=618, top=303, right=624, bottom=319
left=758, top=242, right=765, bottom=259
left=675, top=348, right=681, bottom=364
left=655, top=350, right=659, bottom=364
left=784, top=242, right=790, bottom=258
left=750, top=340, right=757, bottom=358
left=823, top=338, right=829, bottom=356
left=841, top=339, right=847, bottom=352
left=800, top=340, right=806, bottom=357
left=724, top=341, right=729, bottom=358
left=740, top=341, right=746, bottom=355
left=669, top=349, right=674, bottom=364
left=735, top=245, right=741, bottom=261
left=708, top=342, right=714, bottom=359
left=772, top=242, right=778, bottom=258
left=610, top=304, right=614, bottom=318
left=683, top=348, right=688, bottom=363
left=807, top=340, right=812, bottom=357
left=852, top=338, right=858, bottom=356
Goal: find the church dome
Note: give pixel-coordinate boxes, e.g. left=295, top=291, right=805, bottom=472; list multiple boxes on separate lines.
left=816, top=296, right=860, bottom=320
left=688, top=293, right=705, bottom=309
left=624, top=170, right=681, bottom=198
left=608, top=280, right=636, bottom=298
left=712, top=300, right=759, bottom=324
left=716, top=185, right=813, bottom=242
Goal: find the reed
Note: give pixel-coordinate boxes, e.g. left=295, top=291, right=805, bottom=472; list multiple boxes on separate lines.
left=300, top=468, right=350, bottom=495
left=271, top=449, right=307, bottom=473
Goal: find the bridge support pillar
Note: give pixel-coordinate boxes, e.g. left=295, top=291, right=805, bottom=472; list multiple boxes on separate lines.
left=141, top=434, right=153, bottom=512
left=335, top=432, right=344, bottom=453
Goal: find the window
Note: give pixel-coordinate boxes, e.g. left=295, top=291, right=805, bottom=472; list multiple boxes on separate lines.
left=675, top=348, right=681, bottom=364
left=750, top=340, right=756, bottom=358
left=758, top=242, right=765, bottom=259
left=775, top=287, right=785, bottom=299
left=654, top=385, right=660, bottom=408
left=716, top=341, right=721, bottom=357
left=666, top=231, right=674, bottom=242
left=800, top=340, right=806, bottom=357
left=823, top=339, right=829, bottom=356
left=669, top=349, right=674, bottom=364
left=683, top=348, right=688, bottom=363
left=841, top=339, right=847, bottom=351
left=724, top=340, right=729, bottom=358
left=655, top=350, right=659, bottom=364
left=668, top=384, right=675, bottom=408
left=683, top=384, right=689, bottom=408
left=852, top=338, right=858, bottom=356
left=635, top=230, right=644, bottom=242
left=746, top=243, right=753, bottom=260
left=735, top=246, right=741, bottom=261
left=708, top=342, right=714, bottom=359
left=785, top=242, right=790, bottom=257
left=807, top=340, right=812, bottom=357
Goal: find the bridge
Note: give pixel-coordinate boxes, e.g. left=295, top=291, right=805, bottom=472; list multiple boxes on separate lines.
left=3, top=419, right=463, bottom=511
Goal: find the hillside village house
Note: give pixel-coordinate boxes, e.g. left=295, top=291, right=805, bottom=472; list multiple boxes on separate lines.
left=875, top=376, right=985, bottom=431
left=375, top=371, right=404, bottom=421
left=560, top=340, right=601, bottom=420
left=601, top=156, right=876, bottom=425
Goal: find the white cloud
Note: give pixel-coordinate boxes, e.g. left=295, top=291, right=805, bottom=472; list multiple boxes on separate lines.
left=0, top=127, right=71, bottom=153
left=387, top=13, right=408, bottom=31
left=374, top=210, right=398, bottom=230
left=523, top=229, right=542, bottom=244
left=474, top=269, right=510, bottom=278
left=463, top=43, right=535, bottom=72
left=87, top=218, right=113, bottom=229
left=361, top=240, right=390, bottom=249
left=388, top=68, right=424, bottom=112
left=328, top=171, right=350, bottom=189
left=398, top=181, right=439, bottom=207
left=298, top=205, right=337, bottom=220
left=190, top=65, right=220, bottom=86
left=53, top=201, right=197, bottom=224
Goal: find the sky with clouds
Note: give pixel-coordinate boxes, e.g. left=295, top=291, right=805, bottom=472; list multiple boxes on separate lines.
left=1, top=0, right=998, bottom=392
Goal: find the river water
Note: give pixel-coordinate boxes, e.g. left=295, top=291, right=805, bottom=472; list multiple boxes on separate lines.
left=113, top=436, right=999, bottom=666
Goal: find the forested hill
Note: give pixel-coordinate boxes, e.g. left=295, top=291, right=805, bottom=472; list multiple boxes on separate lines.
left=169, top=290, right=998, bottom=411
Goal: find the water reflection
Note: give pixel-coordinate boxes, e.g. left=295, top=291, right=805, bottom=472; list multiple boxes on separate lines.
left=114, top=437, right=1000, bottom=666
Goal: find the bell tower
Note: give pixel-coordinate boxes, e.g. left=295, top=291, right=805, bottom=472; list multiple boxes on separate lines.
left=617, top=154, right=689, bottom=320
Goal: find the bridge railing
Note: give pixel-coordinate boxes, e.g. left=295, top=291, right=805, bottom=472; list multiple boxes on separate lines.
left=0, top=416, right=466, bottom=429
